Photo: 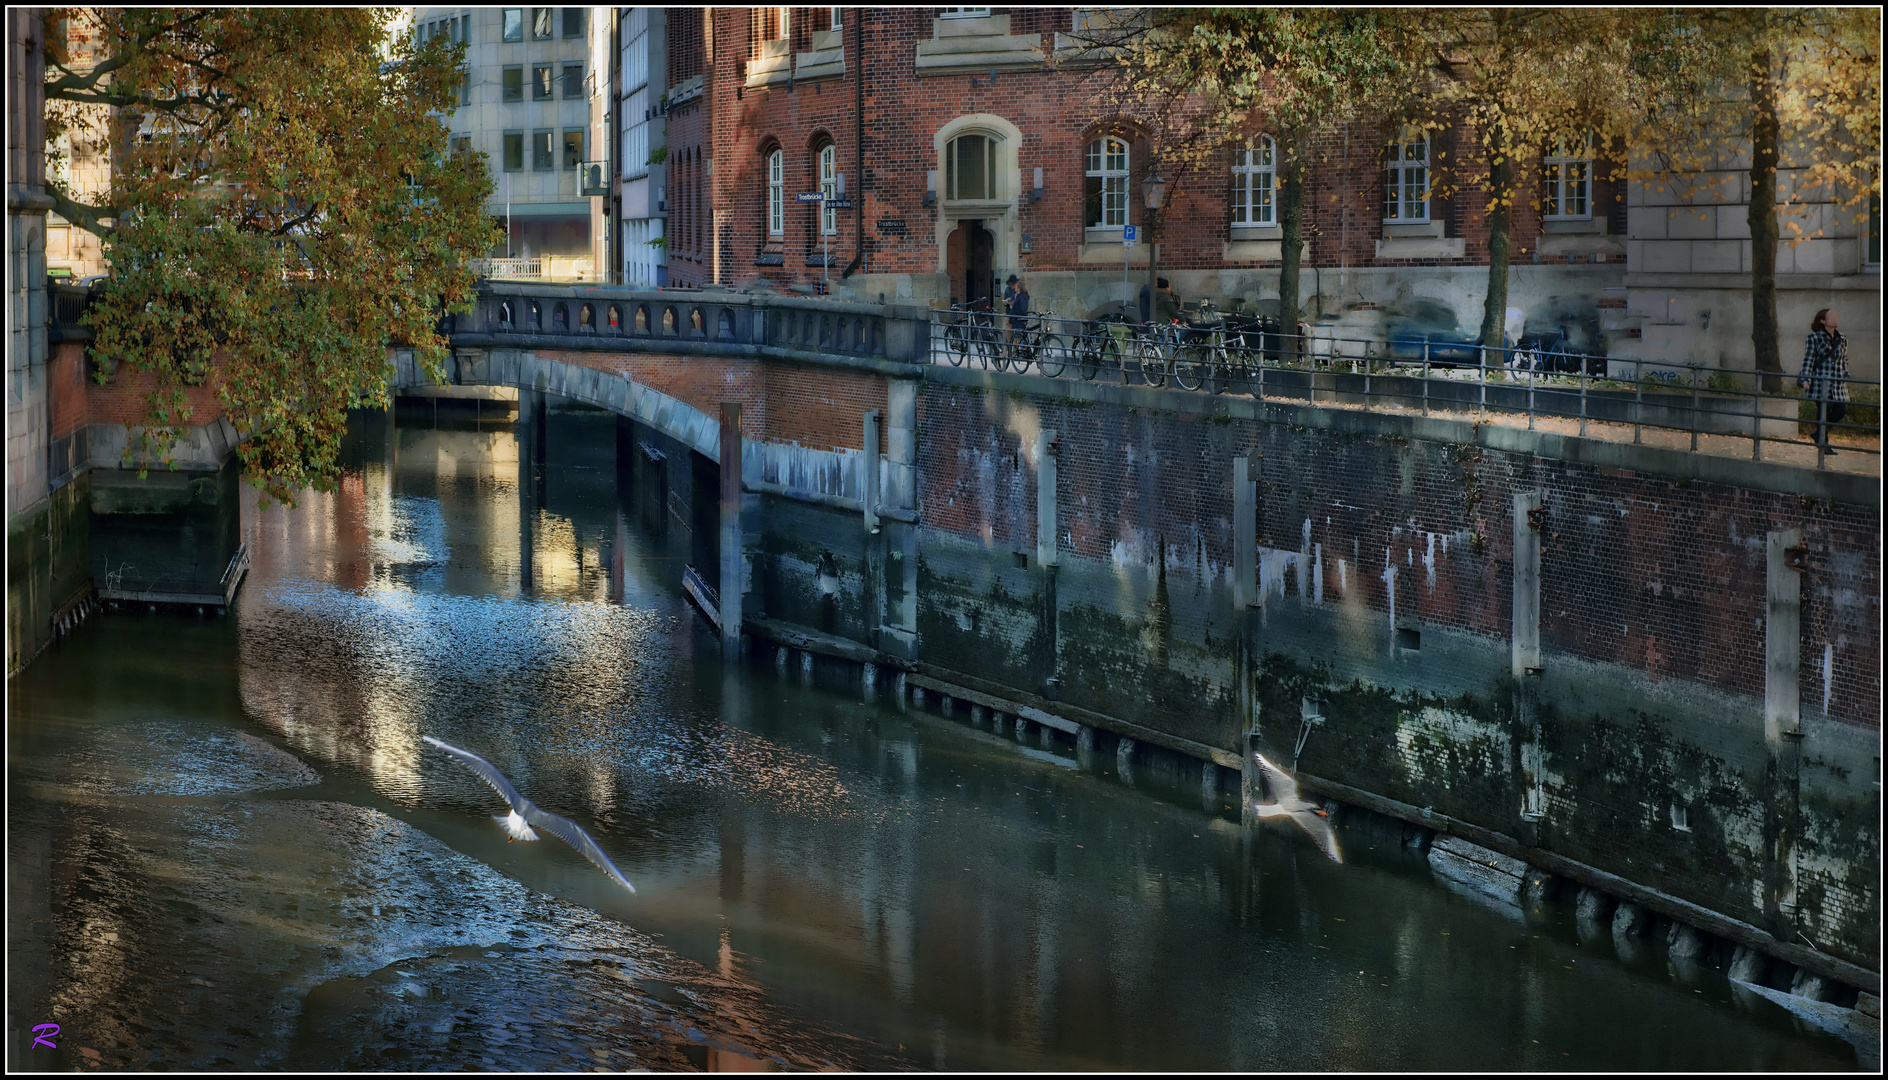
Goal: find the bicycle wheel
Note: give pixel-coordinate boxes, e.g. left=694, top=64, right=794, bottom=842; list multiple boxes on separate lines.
left=944, top=321, right=968, bottom=366
left=1172, top=340, right=1206, bottom=391
left=1035, top=331, right=1070, bottom=378
left=971, top=325, right=996, bottom=370
left=1076, top=332, right=1102, bottom=380
left=1139, top=335, right=1169, bottom=388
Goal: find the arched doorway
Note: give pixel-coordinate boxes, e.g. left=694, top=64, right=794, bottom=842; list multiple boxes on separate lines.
left=946, top=220, right=996, bottom=311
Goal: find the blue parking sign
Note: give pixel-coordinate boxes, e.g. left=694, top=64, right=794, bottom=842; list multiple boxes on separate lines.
left=1123, top=225, right=1137, bottom=247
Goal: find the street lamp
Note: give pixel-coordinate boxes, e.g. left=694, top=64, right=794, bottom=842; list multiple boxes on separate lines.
left=1143, top=166, right=1169, bottom=323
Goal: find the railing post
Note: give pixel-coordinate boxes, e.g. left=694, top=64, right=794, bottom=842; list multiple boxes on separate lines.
left=1579, top=362, right=1589, bottom=439
left=1478, top=346, right=1488, bottom=420
left=1751, top=373, right=1762, bottom=460
left=1699, top=370, right=1714, bottom=453
left=1421, top=352, right=1430, bottom=416
left=1633, top=359, right=1644, bottom=445
left=1527, top=366, right=1536, bottom=431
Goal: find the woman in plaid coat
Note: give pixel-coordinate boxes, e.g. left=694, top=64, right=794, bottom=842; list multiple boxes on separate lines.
left=1799, top=308, right=1849, bottom=453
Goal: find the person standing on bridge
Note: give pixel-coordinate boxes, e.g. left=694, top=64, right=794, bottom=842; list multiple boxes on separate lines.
left=1799, top=308, right=1849, bottom=455
left=1004, top=275, right=1032, bottom=357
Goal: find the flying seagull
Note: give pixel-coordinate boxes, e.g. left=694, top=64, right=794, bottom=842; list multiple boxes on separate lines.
left=1252, top=751, right=1343, bottom=864
left=422, top=735, right=637, bottom=894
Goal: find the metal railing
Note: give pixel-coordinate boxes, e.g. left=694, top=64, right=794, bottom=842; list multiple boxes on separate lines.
left=468, top=256, right=599, bottom=282
left=927, top=305, right=1880, bottom=470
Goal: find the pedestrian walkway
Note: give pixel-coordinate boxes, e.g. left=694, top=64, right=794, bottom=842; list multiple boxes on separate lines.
left=1311, top=396, right=1879, bottom=478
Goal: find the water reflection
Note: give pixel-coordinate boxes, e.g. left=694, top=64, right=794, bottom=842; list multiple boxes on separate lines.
left=6, top=403, right=1867, bottom=1072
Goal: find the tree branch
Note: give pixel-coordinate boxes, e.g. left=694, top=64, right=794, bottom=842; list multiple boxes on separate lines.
left=47, top=186, right=119, bottom=238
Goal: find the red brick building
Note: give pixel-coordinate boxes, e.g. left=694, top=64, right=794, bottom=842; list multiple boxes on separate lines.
left=664, top=8, right=1627, bottom=349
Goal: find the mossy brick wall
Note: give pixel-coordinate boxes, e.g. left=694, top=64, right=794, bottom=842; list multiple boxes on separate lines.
left=902, top=379, right=1878, bottom=964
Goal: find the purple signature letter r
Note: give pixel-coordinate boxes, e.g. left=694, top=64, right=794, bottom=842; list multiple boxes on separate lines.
left=31, top=1023, right=59, bottom=1050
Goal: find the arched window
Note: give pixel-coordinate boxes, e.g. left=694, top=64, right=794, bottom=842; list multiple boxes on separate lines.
left=818, top=143, right=839, bottom=235
left=1231, top=137, right=1276, bottom=227
left=1385, top=133, right=1429, bottom=222
left=946, top=133, right=996, bottom=201
left=1085, top=135, right=1129, bottom=228
left=766, top=147, right=784, bottom=237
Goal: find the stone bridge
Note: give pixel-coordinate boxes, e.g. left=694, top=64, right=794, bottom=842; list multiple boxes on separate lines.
left=411, top=282, right=932, bottom=521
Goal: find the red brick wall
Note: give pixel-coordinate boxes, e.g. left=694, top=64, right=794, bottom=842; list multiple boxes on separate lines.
left=84, top=355, right=228, bottom=429
left=916, top=384, right=1881, bottom=727
left=537, top=349, right=885, bottom=453
left=689, top=7, right=1593, bottom=293
left=49, top=342, right=91, bottom=441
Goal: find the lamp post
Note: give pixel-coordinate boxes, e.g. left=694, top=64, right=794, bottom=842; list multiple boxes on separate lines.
left=1142, top=166, right=1170, bottom=324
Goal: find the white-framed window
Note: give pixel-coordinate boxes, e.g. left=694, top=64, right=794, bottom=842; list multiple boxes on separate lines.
left=830, top=8, right=844, bottom=30
left=946, top=133, right=996, bottom=201
left=766, top=147, right=784, bottom=236
left=940, top=7, right=991, bottom=17
left=1231, top=137, right=1276, bottom=227
left=1543, top=138, right=1592, bottom=219
left=1384, top=134, right=1429, bottom=222
left=819, top=143, right=839, bottom=234
left=1085, top=135, right=1129, bottom=228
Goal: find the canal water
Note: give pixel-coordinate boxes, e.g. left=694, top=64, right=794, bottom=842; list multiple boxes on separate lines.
left=7, top=403, right=1867, bottom=1071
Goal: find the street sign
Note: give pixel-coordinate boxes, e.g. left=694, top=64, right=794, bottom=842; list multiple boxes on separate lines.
left=796, top=192, right=824, bottom=202
left=1123, top=225, right=1137, bottom=247
left=824, top=199, right=852, bottom=209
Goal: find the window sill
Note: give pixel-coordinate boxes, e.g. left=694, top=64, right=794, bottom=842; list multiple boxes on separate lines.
left=1542, top=217, right=1603, bottom=234
left=1229, top=226, right=1281, bottom=241
left=1375, top=235, right=1464, bottom=259
left=916, top=14, right=1045, bottom=75
left=1078, top=241, right=1149, bottom=265
left=1084, top=227, right=1128, bottom=242
left=1223, top=238, right=1307, bottom=263
left=1382, top=220, right=1442, bottom=239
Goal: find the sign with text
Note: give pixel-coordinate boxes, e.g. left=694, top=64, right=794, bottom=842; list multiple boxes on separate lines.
left=796, top=192, right=825, bottom=202
left=1122, top=225, right=1137, bottom=247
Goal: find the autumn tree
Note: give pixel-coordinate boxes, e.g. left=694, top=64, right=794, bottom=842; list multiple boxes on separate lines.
left=1625, top=8, right=1880, bottom=388
left=1059, top=10, right=1417, bottom=355
left=41, top=8, right=500, bottom=504
left=1401, top=10, right=1634, bottom=353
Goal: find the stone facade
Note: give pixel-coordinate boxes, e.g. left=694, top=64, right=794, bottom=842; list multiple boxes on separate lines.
left=1617, top=155, right=1881, bottom=382
left=10, top=6, right=56, bottom=674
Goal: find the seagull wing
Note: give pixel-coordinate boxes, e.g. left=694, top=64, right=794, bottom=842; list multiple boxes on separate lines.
left=524, top=807, right=639, bottom=894
left=423, top=736, right=528, bottom=814
left=1292, top=808, right=1344, bottom=865
left=1252, top=752, right=1302, bottom=806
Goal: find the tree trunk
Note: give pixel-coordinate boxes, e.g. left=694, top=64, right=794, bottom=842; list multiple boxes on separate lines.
left=1479, top=150, right=1514, bottom=357
left=1747, top=44, right=1782, bottom=392
left=1277, top=151, right=1305, bottom=360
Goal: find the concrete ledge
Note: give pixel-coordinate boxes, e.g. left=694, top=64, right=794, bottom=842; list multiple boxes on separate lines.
left=1297, top=768, right=1881, bottom=995
left=918, top=365, right=1879, bottom=508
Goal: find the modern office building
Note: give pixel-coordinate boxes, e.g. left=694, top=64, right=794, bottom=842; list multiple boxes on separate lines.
left=410, top=6, right=613, bottom=281
left=617, top=7, right=666, bottom=287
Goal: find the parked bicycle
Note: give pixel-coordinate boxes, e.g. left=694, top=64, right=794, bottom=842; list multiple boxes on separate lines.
left=1074, top=312, right=1129, bottom=382
left=1002, top=311, right=1073, bottom=377
left=940, top=299, right=999, bottom=369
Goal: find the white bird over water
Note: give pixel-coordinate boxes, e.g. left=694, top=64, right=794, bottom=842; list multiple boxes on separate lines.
left=422, top=735, right=637, bottom=894
left=1252, top=751, right=1343, bottom=864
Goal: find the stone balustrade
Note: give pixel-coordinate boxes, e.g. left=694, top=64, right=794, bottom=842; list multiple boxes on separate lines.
left=447, top=281, right=933, bottom=369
